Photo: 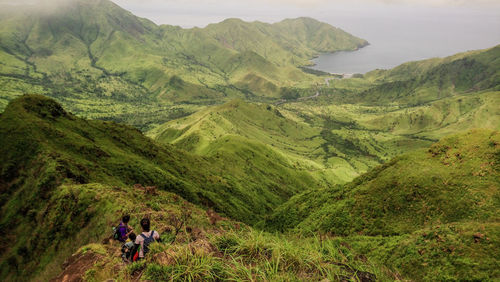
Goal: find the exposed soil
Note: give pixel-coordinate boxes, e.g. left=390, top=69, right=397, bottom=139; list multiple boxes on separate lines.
left=51, top=251, right=103, bottom=282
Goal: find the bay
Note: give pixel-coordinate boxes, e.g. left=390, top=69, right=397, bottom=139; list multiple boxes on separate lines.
left=311, top=10, right=500, bottom=74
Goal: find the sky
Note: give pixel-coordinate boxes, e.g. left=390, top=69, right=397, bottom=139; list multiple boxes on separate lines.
left=108, top=0, right=500, bottom=71
left=109, top=0, right=500, bottom=28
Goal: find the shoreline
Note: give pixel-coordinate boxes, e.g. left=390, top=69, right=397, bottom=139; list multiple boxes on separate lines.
left=302, top=43, right=370, bottom=77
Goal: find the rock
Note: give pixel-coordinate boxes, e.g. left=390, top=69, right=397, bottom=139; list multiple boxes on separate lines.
left=145, top=186, right=158, bottom=195
left=473, top=232, right=485, bottom=243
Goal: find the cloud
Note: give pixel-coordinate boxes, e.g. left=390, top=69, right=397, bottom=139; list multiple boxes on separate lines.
left=2, top=0, right=499, bottom=9
left=112, top=0, right=500, bottom=7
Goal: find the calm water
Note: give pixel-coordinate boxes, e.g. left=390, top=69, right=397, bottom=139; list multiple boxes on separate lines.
left=311, top=11, right=500, bottom=74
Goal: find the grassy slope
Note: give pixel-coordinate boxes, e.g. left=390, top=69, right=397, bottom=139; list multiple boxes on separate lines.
left=0, top=94, right=326, bottom=280
left=266, top=129, right=499, bottom=233
left=0, top=182, right=216, bottom=281
left=148, top=99, right=387, bottom=184
left=0, top=0, right=366, bottom=129
left=265, top=129, right=499, bottom=280
left=10, top=182, right=389, bottom=282
left=0, top=95, right=393, bottom=282
left=150, top=45, right=499, bottom=186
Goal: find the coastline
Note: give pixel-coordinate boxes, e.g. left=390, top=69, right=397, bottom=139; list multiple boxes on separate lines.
left=302, top=42, right=370, bottom=78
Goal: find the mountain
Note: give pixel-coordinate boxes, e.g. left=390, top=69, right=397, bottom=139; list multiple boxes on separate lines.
left=20, top=181, right=384, bottom=282
left=266, top=129, right=499, bottom=233
left=2, top=96, right=496, bottom=281
left=148, top=99, right=426, bottom=184
left=0, top=95, right=325, bottom=279
left=150, top=47, right=500, bottom=186
left=265, top=129, right=500, bottom=280
left=356, top=44, right=500, bottom=105
left=0, top=0, right=367, bottom=129
left=0, top=1, right=498, bottom=280
left=279, top=45, right=500, bottom=146
left=319, top=44, right=500, bottom=106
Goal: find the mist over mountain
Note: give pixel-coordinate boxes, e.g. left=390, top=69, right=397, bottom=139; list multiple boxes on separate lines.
left=0, top=0, right=498, bottom=281
left=0, top=0, right=366, bottom=130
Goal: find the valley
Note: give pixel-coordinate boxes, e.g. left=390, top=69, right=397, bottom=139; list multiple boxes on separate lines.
left=0, top=0, right=498, bottom=281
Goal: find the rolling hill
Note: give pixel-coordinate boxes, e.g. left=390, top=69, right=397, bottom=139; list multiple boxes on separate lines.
left=4, top=96, right=497, bottom=281
left=265, top=129, right=500, bottom=280
left=0, top=0, right=367, bottom=130
left=149, top=46, right=500, bottom=186
left=0, top=95, right=327, bottom=279
left=0, top=0, right=498, bottom=281
left=148, top=99, right=432, bottom=185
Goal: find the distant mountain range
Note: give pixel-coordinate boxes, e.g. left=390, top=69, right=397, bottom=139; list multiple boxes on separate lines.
left=0, top=0, right=499, bottom=281
left=0, top=0, right=367, bottom=128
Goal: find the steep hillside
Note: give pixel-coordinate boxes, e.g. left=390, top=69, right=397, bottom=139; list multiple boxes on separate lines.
left=0, top=181, right=218, bottom=281
left=3, top=181, right=387, bottom=282
left=324, top=44, right=500, bottom=106
left=265, top=129, right=500, bottom=280
left=149, top=45, right=499, bottom=189
left=203, top=17, right=367, bottom=67
left=0, top=0, right=367, bottom=129
left=148, top=99, right=410, bottom=184
left=0, top=94, right=327, bottom=279
left=266, top=129, right=499, bottom=233
left=279, top=45, right=500, bottom=149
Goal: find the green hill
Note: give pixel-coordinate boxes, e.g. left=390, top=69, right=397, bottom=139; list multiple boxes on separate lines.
left=0, top=94, right=327, bottom=279
left=278, top=45, right=500, bottom=155
left=148, top=99, right=414, bottom=184
left=150, top=44, right=500, bottom=184
left=266, top=129, right=499, bottom=233
left=265, top=129, right=499, bottom=280
left=5, top=182, right=385, bottom=282
left=0, top=1, right=498, bottom=280
left=322, top=44, right=500, bottom=106
left=2, top=98, right=495, bottom=281
left=152, top=43, right=500, bottom=185
left=0, top=95, right=398, bottom=282
left=0, top=0, right=367, bottom=129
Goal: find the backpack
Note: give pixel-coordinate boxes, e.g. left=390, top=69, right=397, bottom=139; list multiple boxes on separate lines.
left=133, top=248, right=140, bottom=262
left=112, top=223, right=123, bottom=240
left=121, top=242, right=133, bottom=254
left=140, top=231, right=156, bottom=255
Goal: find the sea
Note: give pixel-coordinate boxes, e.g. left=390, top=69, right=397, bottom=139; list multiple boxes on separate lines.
left=311, top=8, right=500, bottom=74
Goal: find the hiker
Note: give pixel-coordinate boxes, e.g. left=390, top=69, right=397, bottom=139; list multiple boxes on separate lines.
left=121, top=233, right=136, bottom=262
left=130, top=218, right=161, bottom=260
left=115, top=215, right=134, bottom=242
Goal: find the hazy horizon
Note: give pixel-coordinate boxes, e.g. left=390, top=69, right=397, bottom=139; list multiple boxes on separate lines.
left=112, top=0, right=500, bottom=66
left=2, top=0, right=500, bottom=72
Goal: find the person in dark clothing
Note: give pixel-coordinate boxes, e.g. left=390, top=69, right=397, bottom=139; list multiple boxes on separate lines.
left=117, top=215, right=134, bottom=242
left=121, top=233, right=137, bottom=262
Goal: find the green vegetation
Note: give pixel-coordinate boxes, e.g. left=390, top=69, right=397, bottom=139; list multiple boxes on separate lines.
left=0, top=0, right=499, bottom=281
left=149, top=99, right=415, bottom=185
left=0, top=0, right=366, bottom=130
left=0, top=97, right=499, bottom=281
left=266, top=129, right=499, bottom=233
left=150, top=45, right=499, bottom=186
left=0, top=94, right=327, bottom=280
left=265, top=129, right=499, bottom=280
left=74, top=227, right=390, bottom=281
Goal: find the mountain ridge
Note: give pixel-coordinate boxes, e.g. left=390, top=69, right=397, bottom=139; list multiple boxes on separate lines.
left=0, top=0, right=368, bottom=129
left=0, top=94, right=328, bottom=279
